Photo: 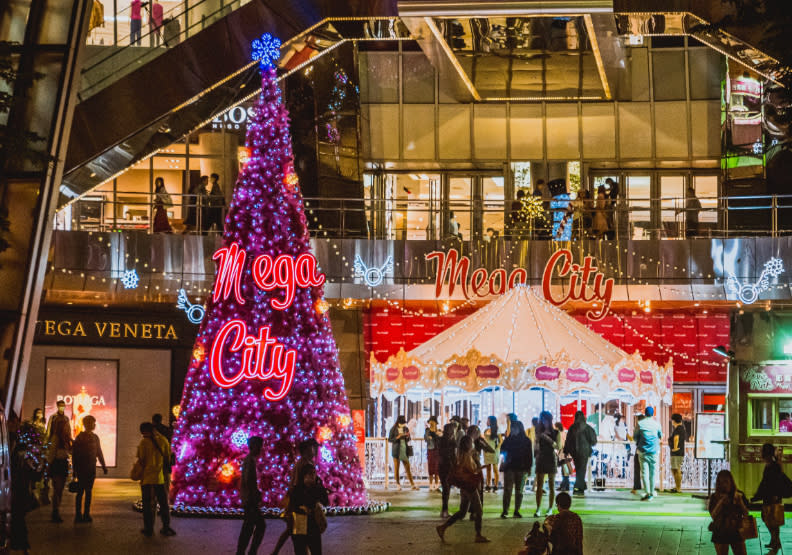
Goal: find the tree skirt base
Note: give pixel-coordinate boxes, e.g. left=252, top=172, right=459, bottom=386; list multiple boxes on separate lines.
left=133, top=499, right=390, bottom=518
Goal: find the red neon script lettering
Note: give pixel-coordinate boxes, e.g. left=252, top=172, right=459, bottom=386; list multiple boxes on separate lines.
left=251, top=252, right=325, bottom=310
left=210, top=319, right=297, bottom=400
left=212, top=243, right=247, bottom=305
left=542, top=249, right=614, bottom=321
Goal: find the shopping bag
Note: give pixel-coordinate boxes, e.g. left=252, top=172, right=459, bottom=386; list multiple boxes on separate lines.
left=739, top=514, right=758, bottom=539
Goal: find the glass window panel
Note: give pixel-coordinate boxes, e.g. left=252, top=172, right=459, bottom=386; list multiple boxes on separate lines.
left=581, top=104, right=615, bottom=159
left=752, top=398, right=774, bottom=431
left=367, top=105, right=400, bottom=159
left=438, top=106, right=471, bottom=159
left=691, top=100, right=721, bottom=157
left=359, top=52, right=399, bottom=103
left=403, top=105, right=435, bottom=159
left=618, top=103, right=651, bottom=158
left=389, top=174, right=440, bottom=240
left=629, top=47, right=650, bottom=101
left=474, top=104, right=506, bottom=159
left=689, top=48, right=722, bottom=100
left=626, top=175, right=651, bottom=238
left=652, top=51, right=686, bottom=101
left=694, top=175, right=719, bottom=223
left=660, top=175, right=685, bottom=222
left=655, top=102, right=689, bottom=158
left=779, top=399, right=792, bottom=433
left=546, top=104, right=579, bottom=159
left=402, top=52, right=435, bottom=103
left=482, top=176, right=505, bottom=237
left=510, top=105, right=544, bottom=159
left=448, top=177, right=472, bottom=240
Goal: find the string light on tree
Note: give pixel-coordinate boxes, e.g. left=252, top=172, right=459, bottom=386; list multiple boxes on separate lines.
left=169, top=33, right=372, bottom=517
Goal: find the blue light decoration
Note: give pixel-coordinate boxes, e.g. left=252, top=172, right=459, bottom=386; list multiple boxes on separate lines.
left=726, top=257, right=784, bottom=304
left=177, top=288, right=207, bottom=324
left=353, top=255, right=394, bottom=287
left=550, top=194, right=572, bottom=241
left=230, top=429, right=249, bottom=449
left=320, top=445, right=334, bottom=464
left=251, top=33, right=282, bottom=69
left=120, top=269, right=139, bottom=289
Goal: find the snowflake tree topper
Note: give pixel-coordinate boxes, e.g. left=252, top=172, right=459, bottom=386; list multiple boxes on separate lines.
left=251, top=33, right=281, bottom=70
left=726, top=257, right=784, bottom=304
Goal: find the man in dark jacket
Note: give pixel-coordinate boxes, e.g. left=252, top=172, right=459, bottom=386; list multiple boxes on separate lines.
left=565, top=411, right=597, bottom=496
left=668, top=413, right=686, bottom=493
left=236, top=436, right=265, bottom=555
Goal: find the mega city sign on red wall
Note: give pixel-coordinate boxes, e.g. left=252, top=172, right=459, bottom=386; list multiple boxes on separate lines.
left=209, top=242, right=325, bottom=400
left=426, top=248, right=614, bottom=320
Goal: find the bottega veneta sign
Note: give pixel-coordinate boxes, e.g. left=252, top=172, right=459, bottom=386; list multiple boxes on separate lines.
left=36, top=319, right=179, bottom=341
left=426, top=248, right=615, bottom=320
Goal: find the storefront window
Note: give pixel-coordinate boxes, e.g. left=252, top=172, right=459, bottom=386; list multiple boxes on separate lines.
left=481, top=176, right=505, bottom=237
left=751, top=397, right=775, bottom=431
left=779, top=399, right=792, bottom=433
left=448, top=177, right=472, bottom=240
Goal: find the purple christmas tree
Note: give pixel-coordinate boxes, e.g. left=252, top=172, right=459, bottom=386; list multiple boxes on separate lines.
left=170, top=34, right=367, bottom=514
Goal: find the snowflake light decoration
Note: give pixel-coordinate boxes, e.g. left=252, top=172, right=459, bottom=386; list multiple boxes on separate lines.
left=320, top=446, right=334, bottom=464
left=251, top=33, right=282, bottom=69
left=120, top=269, right=139, bottom=289
left=726, top=257, right=784, bottom=304
left=520, top=195, right=546, bottom=221
left=230, top=429, right=249, bottom=449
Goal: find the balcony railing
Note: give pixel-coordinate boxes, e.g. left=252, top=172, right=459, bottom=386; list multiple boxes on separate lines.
left=57, top=193, right=792, bottom=240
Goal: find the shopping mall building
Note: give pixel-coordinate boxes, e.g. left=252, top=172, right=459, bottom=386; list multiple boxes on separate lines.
left=2, top=0, right=791, bottom=491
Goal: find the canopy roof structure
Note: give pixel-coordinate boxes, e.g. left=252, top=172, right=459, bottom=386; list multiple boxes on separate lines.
left=370, top=286, right=673, bottom=404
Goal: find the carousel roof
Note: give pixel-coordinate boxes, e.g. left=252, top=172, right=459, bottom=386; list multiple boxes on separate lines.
left=371, top=285, right=673, bottom=403
left=409, top=285, right=632, bottom=366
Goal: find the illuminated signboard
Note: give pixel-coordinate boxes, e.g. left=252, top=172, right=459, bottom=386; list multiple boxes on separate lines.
left=208, top=242, right=325, bottom=401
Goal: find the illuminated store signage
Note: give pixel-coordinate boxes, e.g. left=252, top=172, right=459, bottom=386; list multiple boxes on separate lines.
left=426, top=248, right=614, bottom=320
left=726, top=257, right=784, bottom=304
left=353, top=254, right=393, bottom=287
left=37, top=319, right=178, bottom=340
left=209, top=242, right=325, bottom=400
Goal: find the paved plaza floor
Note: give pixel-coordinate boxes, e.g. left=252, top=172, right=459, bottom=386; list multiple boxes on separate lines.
left=16, top=480, right=792, bottom=554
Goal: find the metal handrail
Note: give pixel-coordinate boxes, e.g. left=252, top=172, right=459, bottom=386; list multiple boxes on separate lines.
left=58, top=193, right=792, bottom=239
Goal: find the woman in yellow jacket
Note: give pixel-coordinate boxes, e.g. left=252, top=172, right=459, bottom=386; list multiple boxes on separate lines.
left=135, top=422, right=177, bottom=537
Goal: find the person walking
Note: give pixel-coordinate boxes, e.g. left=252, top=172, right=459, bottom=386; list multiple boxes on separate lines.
left=542, top=492, right=583, bottom=555
left=208, top=173, right=226, bottom=233
left=528, top=417, right=540, bottom=493
left=751, top=443, right=789, bottom=551
left=71, top=415, right=107, bottom=523
left=438, top=423, right=458, bottom=519
left=47, top=400, right=72, bottom=522
left=152, top=178, right=173, bottom=233
left=152, top=413, right=172, bottom=443
left=135, top=422, right=176, bottom=537
left=709, top=470, right=748, bottom=555
left=534, top=411, right=560, bottom=517
left=236, top=436, right=266, bottom=555
left=634, top=407, right=662, bottom=501
left=424, top=416, right=441, bottom=492
left=287, top=463, right=328, bottom=555
left=483, top=416, right=501, bottom=492
left=388, top=416, right=417, bottom=490
left=593, top=186, right=610, bottom=238
left=272, top=439, right=319, bottom=555
left=500, top=420, right=533, bottom=518
left=668, top=413, right=686, bottom=493
left=684, top=185, right=702, bottom=238
left=436, top=436, right=489, bottom=544
left=565, top=411, right=596, bottom=496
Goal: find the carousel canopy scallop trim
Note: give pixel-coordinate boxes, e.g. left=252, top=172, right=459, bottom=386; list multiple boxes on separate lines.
left=370, top=286, right=673, bottom=404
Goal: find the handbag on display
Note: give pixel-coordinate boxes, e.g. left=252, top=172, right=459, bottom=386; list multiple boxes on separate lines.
left=739, top=514, right=758, bottom=539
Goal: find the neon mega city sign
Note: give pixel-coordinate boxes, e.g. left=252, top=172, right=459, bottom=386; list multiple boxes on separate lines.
left=426, top=248, right=615, bottom=321
left=209, top=242, right=325, bottom=400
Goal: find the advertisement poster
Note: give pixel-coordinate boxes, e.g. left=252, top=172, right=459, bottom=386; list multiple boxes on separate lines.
left=45, top=358, right=118, bottom=467
left=695, top=412, right=726, bottom=460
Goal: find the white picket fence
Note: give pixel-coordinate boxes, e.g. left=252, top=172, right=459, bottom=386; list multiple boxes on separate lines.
left=364, top=438, right=729, bottom=491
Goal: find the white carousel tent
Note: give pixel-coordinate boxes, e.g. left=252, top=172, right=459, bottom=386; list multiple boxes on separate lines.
left=370, top=285, right=673, bottom=404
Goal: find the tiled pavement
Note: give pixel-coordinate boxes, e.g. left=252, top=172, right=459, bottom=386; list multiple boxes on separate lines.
left=17, top=480, right=792, bottom=554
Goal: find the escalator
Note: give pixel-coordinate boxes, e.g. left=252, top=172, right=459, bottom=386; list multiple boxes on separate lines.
left=61, top=0, right=404, bottom=207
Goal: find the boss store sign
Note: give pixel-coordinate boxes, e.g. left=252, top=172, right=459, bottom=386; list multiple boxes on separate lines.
left=34, top=310, right=196, bottom=348
left=211, top=104, right=255, bottom=131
